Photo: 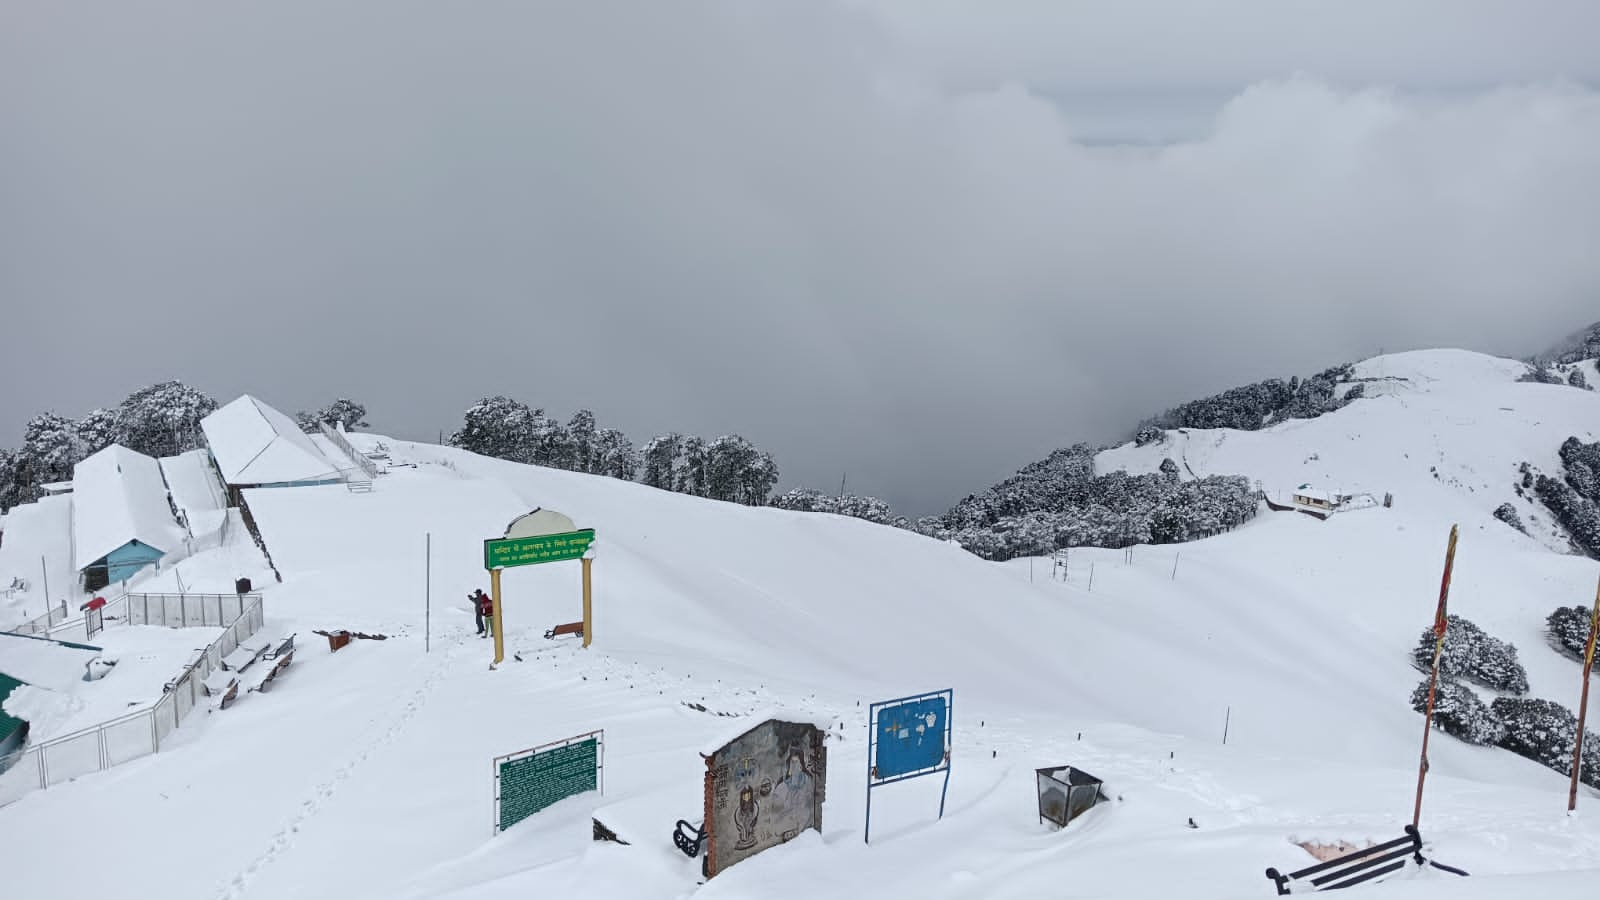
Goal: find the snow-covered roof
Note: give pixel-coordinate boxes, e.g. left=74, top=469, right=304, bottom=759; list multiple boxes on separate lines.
left=0, top=633, right=102, bottom=693
left=40, top=481, right=74, bottom=495
left=71, top=445, right=186, bottom=568
left=201, top=395, right=345, bottom=486
left=1293, top=486, right=1333, bottom=502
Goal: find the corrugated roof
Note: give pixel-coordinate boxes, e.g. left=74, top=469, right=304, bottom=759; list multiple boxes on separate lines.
left=201, top=395, right=344, bottom=486
left=0, top=672, right=26, bottom=745
left=0, top=633, right=101, bottom=693
left=71, top=445, right=186, bottom=568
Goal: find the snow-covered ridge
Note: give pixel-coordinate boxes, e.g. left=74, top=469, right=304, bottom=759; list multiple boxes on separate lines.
left=2, top=347, right=1599, bottom=898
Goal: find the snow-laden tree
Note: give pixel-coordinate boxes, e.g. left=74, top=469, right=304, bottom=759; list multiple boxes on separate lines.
left=1570, top=368, right=1590, bottom=390
left=114, top=381, right=217, bottom=458
left=0, top=448, right=32, bottom=512
left=22, top=412, right=83, bottom=485
left=1411, top=615, right=1529, bottom=695
left=593, top=428, right=637, bottom=481
left=1411, top=678, right=1504, bottom=746
left=527, top=411, right=571, bottom=469
left=76, top=407, right=120, bottom=455
left=450, top=396, right=540, bottom=462
left=701, top=435, right=778, bottom=506
left=639, top=433, right=682, bottom=490
left=566, top=409, right=598, bottom=473
left=676, top=436, right=707, bottom=497
left=1490, top=697, right=1600, bottom=788
left=1546, top=605, right=1598, bottom=661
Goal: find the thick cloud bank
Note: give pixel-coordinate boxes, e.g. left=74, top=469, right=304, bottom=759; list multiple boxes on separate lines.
left=3, top=1, right=1597, bottom=512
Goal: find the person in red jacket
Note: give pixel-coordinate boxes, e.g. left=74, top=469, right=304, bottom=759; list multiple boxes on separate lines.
left=475, top=590, right=495, bottom=639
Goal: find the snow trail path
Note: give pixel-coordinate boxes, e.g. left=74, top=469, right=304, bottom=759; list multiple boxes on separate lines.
left=216, top=633, right=471, bottom=900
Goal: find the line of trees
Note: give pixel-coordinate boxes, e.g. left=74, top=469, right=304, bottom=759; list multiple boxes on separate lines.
left=448, top=397, right=780, bottom=506
left=1529, top=436, right=1600, bottom=558
left=1133, top=362, right=1364, bottom=441
left=296, top=399, right=369, bottom=433
left=0, top=381, right=219, bottom=513
left=926, top=443, right=1260, bottom=561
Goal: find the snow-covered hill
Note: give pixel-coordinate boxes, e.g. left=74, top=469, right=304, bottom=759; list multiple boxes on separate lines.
left=2, top=348, right=1598, bottom=899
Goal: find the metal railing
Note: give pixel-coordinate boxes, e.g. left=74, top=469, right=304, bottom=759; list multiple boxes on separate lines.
left=318, top=422, right=380, bottom=480
left=126, top=592, right=255, bottom=629
left=0, top=595, right=265, bottom=806
left=6, top=600, right=74, bottom=638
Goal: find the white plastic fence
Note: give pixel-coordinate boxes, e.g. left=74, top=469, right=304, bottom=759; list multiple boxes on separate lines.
left=0, top=595, right=264, bottom=806
left=5, top=600, right=73, bottom=637
left=126, top=592, right=251, bottom=629
left=318, top=421, right=380, bottom=480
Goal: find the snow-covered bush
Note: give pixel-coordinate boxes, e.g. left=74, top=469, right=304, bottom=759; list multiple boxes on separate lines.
left=1546, top=605, right=1597, bottom=661
left=1535, top=475, right=1600, bottom=558
left=1490, top=697, right=1600, bottom=788
left=1560, top=437, right=1600, bottom=503
left=1137, top=362, right=1361, bottom=433
left=1410, top=678, right=1504, bottom=746
left=1492, top=502, right=1526, bottom=534
left=1570, top=368, right=1590, bottom=390
left=1411, top=615, right=1529, bottom=695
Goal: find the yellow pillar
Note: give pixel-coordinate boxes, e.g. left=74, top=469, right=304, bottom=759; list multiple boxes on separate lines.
left=491, top=567, right=505, bottom=666
left=581, top=556, right=593, bottom=649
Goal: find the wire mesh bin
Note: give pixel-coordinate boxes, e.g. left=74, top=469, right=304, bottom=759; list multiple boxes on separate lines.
left=1036, top=765, right=1104, bottom=828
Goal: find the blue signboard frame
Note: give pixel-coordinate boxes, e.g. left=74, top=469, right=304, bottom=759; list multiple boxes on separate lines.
left=865, top=689, right=952, bottom=843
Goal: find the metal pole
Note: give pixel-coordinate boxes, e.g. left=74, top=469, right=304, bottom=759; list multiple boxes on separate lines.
left=581, top=556, right=593, bottom=649
left=40, top=555, right=49, bottom=614
left=490, top=567, right=504, bottom=666
left=1569, top=574, right=1600, bottom=812
left=1413, top=525, right=1459, bottom=829
left=425, top=532, right=432, bottom=654
left=1223, top=706, right=1231, bottom=745
left=1171, top=553, right=1180, bottom=580
left=864, top=705, right=874, bottom=843
left=1088, top=562, right=1095, bottom=592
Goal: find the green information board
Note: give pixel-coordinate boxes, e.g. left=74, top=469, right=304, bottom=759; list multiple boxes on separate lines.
left=484, top=528, right=596, bottom=570
left=496, top=736, right=599, bottom=832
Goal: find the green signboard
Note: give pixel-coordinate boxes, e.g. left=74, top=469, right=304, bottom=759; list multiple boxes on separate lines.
left=484, top=528, right=595, bottom=570
left=496, top=735, right=600, bottom=833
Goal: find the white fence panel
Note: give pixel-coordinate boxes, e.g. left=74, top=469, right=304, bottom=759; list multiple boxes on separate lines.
left=41, top=731, right=101, bottom=787
left=103, top=714, right=156, bottom=767
left=0, top=752, right=43, bottom=804
left=153, top=694, right=178, bottom=748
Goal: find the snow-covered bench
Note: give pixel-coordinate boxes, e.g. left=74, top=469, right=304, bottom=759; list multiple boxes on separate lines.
left=201, top=670, right=240, bottom=710
left=222, top=634, right=275, bottom=674
left=1265, top=825, right=1467, bottom=894
left=248, top=635, right=296, bottom=693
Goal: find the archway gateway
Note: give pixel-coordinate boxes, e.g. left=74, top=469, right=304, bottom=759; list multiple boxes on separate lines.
left=482, top=509, right=596, bottom=666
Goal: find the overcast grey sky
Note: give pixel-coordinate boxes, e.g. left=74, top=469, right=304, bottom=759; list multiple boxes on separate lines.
left=3, top=2, right=1598, bottom=515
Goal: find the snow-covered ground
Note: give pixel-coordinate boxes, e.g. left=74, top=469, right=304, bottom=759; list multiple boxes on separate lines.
left=1, top=349, right=1598, bottom=899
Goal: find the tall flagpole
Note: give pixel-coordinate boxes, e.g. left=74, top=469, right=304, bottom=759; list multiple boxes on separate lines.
left=1568, top=574, right=1600, bottom=812
left=1413, top=524, right=1459, bottom=829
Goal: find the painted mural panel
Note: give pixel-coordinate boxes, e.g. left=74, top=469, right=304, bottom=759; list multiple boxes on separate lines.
left=703, top=719, right=826, bottom=877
